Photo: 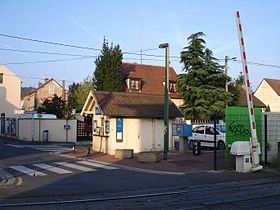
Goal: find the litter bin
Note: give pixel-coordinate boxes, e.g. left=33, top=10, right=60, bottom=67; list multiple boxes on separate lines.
left=42, top=130, right=49, bottom=142
left=193, top=140, right=201, bottom=155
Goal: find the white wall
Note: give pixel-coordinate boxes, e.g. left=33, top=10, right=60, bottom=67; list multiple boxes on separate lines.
left=0, top=65, right=22, bottom=117
left=255, top=80, right=280, bottom=112
left=92, top=116, right=174, bottom=155
left=18, top=119, right=77, bottom=142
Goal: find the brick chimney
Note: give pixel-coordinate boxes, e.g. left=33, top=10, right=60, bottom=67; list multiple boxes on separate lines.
left=44, top=77, right=49, bottom=83
left=38, top=82, right=42, bottom=87
left=62, top=80, right=65, bottom=101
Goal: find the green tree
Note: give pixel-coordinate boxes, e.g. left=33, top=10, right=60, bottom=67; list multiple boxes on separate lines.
left=74, top=76, right=94, bottom=112
left=37, top=94, right=66, bottom=118
left=178, top=32, right=232, bottom=121
left=94, top=38, right=123, bottom=91
left=228, top=72, right=244, bottom=106
left=68, top=82, right=81, bottom=110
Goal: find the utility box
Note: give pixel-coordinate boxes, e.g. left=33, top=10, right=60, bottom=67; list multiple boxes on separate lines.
left=230, top=141, right=252, bottom=172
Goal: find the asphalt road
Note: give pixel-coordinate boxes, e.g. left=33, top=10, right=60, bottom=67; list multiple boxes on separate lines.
left=1, top=138, right=280, bottom=209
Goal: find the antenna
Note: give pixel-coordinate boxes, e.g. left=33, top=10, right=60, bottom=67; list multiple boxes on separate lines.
left=140, top=20, right=143, bottom=64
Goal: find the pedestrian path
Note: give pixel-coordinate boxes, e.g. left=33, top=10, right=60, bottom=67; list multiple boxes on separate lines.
left=7, top=144, right=71, bottom=152
left=8, top=160, right=119, bottom=177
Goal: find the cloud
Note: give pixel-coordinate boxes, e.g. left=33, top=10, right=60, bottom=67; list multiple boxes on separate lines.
left=68, top=15, right=103, bottom=43
left=212, top=41, right=238, bottom=54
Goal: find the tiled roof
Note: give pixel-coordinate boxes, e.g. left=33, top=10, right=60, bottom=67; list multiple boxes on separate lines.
left=121, top=62, right=180, bottom=98
left=93, top=91, right=184, bottom=118
left=21, top=87, right=35, bottom=98
left=264, top=78, right=280, bottom=96
left=239, top=88, right=266, bottom=108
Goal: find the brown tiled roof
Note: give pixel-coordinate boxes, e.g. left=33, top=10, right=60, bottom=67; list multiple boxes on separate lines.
left=121, top=62, right=181, bottom=98
left=93, top=91, right=184, bottom=118
left=239, top=88, right=266, bottom=108
left=263, top=78, right=280, bottom=96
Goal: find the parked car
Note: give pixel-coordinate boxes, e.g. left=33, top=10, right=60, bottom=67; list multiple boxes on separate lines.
left=189, top=124, right=226, bottom=150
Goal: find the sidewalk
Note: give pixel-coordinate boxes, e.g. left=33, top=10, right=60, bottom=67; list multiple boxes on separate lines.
left=61, top=147, right=232, bottom=174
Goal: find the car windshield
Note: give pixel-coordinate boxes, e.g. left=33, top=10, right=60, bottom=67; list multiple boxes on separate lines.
left=216, top=125, right=226, bottom=133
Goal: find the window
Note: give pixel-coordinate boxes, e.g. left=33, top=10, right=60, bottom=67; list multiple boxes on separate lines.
left=130, top=79, right=140, bottom=91
left=49, top=85, right=55, bottom=94
left=0, top=73, right=3, bottom=84
left=193, top=126, right=205, bottom=134
left=169, top=82, right=177, bottom=93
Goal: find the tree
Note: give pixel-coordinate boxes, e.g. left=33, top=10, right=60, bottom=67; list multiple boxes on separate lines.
left=37, top=94, right=66, bottom=119
left=74, top=76, right=94, bottom=112
left=68, top=82, right=81, bottom=110
left=228, top=72, right=244, bottom=106
left=178, top=32, right=232, bottom=121
left=93, top=38, right=123, bottom=91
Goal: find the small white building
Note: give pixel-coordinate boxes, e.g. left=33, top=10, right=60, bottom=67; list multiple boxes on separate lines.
left=81, top=91, right=184, bottom=155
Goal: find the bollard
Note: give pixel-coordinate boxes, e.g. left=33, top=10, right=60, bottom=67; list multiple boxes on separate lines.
left=72, top=143, right=76, bottom=154
left=87, top=145, right=91, bottom=157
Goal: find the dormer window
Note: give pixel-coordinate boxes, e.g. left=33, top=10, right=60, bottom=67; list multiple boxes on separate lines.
left=131, top=79, right=140, bottom=91
left=169, top=82, right=177, bottom=93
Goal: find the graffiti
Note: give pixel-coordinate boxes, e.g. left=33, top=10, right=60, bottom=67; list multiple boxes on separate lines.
left=228, top=121, right=250, bottom=136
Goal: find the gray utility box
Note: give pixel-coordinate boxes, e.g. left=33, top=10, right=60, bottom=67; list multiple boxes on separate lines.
left=230, top=141, right=252, bottom=173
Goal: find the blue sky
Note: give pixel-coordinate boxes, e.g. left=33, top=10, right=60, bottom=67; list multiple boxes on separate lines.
left=0, top=0, right=279, bottom=90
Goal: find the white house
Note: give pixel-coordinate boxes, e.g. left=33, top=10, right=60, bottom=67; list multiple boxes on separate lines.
left=81, top=91, right=184, bottom=155
left=254, top=78, right=280, bottom=112
left=0, top=65, right=22, bottom=117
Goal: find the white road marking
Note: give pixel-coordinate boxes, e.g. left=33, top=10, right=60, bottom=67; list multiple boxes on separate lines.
left=77, top=161, right=119, bottom=170
left=23, top=145, right=70, bottom=152
left=6, top=144, right=24, bottom=148
left=33, top=163, right=73, bottom=174
left=9, top=166, right=46, bottom=176
left=54, top=162, right=97, bottom=172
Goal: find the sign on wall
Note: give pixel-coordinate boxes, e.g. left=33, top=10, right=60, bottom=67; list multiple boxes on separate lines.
left=116, top=117, right=123, bottom=142
left=95, top=107, right=101, bottom=115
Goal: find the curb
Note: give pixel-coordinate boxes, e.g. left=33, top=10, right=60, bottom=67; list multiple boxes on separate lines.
left=0, top=168, right=17, bottom=186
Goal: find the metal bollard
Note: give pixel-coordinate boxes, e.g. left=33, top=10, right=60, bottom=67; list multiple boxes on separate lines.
left=72, top=143, right=76, bottom=154
left=87, top=145, right=91, bottom=157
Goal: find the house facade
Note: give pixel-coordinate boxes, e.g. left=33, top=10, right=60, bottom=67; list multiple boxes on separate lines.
left=81, top=91, right=184, bottom=155
left=254, top=78, right=280, bottom=112
left=121, top=62, right=183, bottom=107
left=0, top=65, right=22, bottom=117
left=22, top=78, right=68, bottom=111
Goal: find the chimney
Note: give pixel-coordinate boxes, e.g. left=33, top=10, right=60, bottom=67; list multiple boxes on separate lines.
left=44, top=77, right=49, bottom=83
left=38, top=82, right=42, bottom=87
left=62, top=80, right=65, bottom=101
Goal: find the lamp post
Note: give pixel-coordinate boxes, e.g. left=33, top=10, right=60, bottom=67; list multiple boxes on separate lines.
left=159, top=43, right=169, bottom=161
left=225, top=56, right=237, bottom=92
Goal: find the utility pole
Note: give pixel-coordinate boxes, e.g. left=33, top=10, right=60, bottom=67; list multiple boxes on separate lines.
left=159, top=43, right=169, bottom=161
left=225, top=56, right=229, bottom=92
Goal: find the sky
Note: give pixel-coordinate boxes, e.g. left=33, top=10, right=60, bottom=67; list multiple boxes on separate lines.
left=0, top=0, right=279, bottom=90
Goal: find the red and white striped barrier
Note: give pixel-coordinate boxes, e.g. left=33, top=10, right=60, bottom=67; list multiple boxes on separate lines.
left=236, top=11, right=262, bottom=170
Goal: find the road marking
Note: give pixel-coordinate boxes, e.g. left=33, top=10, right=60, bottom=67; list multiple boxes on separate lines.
left=23, top=145, right=70, bottom=152
left=0, top=168, right=16, bottom=185
left=33, top=163, right=73, bottom=174
left=77, top=161, right=119, bottom=170
left=16, top=177, right=23, bottom=186
left=9, top=166, right=46, bottom=176
left=54, top=162, right=97, bottom=172
left=6, top=144, right=24, bottom=148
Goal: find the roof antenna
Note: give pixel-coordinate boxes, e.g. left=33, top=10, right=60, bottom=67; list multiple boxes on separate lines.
left=140, top=19, right=143, bottom=64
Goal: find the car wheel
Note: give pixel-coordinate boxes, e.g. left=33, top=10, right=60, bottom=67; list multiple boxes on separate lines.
left=217, top=141, right=225, bottom=150
left=189, top=140, right=195, bottom=149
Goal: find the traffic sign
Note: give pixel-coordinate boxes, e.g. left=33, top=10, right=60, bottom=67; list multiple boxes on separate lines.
left=65, top=112, right=68, bottom=119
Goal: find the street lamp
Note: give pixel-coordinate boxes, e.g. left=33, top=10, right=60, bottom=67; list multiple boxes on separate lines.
left=159, top=43, right=169, bottom=161
left=225, top=56, right=237, bottom=92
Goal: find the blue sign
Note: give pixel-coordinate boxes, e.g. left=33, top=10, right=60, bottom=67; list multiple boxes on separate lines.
left=64, top=125, right=71, bottom=129
left=116, top=117, right=123, bottom=132
left=95, top=107, right=101, bottom=115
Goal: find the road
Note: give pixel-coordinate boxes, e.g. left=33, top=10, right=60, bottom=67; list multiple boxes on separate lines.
left=1, top=138, right=280, bottom=209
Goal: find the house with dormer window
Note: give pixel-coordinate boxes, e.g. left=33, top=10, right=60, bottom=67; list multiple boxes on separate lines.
left=121, top=63, right=183, bottom=107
